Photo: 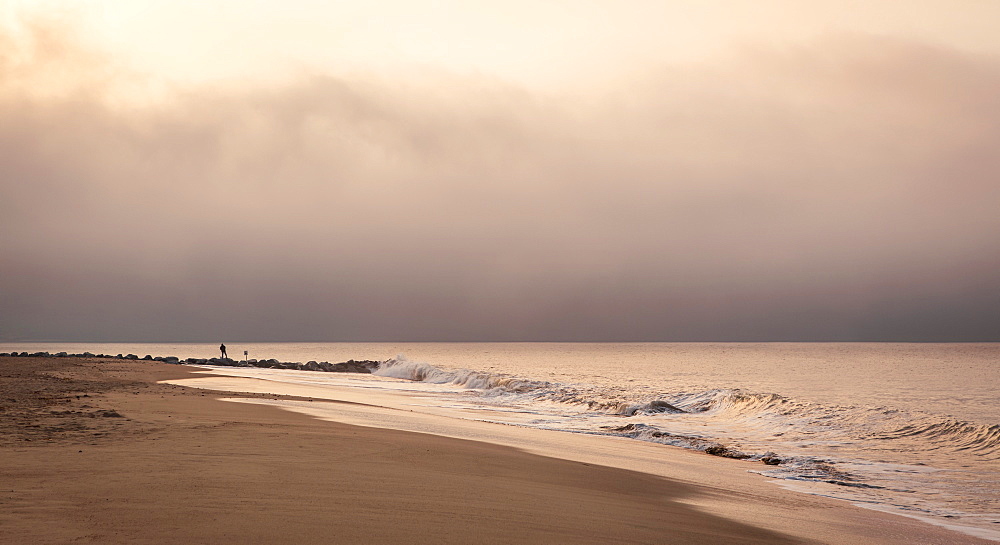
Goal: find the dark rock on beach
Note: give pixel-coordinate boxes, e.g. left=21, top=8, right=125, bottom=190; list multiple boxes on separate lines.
left=330, top=359, right=381, bottom=373
left=704, top=445, right=752, bottom=460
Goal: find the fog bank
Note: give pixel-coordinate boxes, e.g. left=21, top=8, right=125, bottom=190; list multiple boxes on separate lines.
left=2, top=24, right=998, bottom=341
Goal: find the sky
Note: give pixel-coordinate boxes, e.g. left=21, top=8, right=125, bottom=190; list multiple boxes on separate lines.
left=1, top=1, right=999, bottom=342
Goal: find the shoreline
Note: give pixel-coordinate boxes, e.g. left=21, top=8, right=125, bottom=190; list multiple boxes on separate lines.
left=1, top=356, right=994, bottom=544
left=179, top=370, right=1000, bottom=543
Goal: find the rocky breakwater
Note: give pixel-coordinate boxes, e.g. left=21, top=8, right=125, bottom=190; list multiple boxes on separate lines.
left=205, top=357, right=380, bottom=374
left=0, top=351, right=381, bottom=374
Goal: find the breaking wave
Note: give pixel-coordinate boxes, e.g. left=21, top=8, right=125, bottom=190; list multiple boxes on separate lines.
left=374, top=356, right=1000, bottom=463
left=373, top=352, right=998, bottom=533
left=374, top=355, right=550, bottom=392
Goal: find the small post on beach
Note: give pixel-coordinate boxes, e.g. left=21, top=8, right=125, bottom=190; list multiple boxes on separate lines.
left=244, top=350, right=248, bottom=366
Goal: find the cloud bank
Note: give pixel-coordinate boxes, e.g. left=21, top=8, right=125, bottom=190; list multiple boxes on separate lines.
left=2, top=23, right=998, bottom=341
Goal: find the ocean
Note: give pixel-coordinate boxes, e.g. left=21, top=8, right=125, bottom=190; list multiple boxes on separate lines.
left=4, top=342, right=998, bottom=540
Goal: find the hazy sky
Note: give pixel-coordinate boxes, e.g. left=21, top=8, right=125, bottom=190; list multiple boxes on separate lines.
left=1, top=1, right=998, bottom=341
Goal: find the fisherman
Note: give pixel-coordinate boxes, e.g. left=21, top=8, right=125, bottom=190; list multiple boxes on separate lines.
left=220, top=343, right=228, bottom=359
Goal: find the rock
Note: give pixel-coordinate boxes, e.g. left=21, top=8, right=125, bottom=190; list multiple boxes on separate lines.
left=142, top=355, right=153, bottom=360
left=761, top=457, right=782, bottom=465
left=125, top=354, right=138, bottom=360
left=330, top=360, right=380, bottom=373
left=704, top=445, right=752, bottom=459
left=208, top=358, right=237, bottom=366
left=162, top=356, right=179, bottom=363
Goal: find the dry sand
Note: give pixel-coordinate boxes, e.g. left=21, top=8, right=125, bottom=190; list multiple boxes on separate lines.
left=0, top=356, right=991, bottom=544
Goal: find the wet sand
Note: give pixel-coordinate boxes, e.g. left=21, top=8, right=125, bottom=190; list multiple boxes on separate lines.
left=0, top=357, right=990, bottom=544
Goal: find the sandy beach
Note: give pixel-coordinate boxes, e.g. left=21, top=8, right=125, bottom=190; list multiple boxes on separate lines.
left=1, top=356, right=992, bottom=545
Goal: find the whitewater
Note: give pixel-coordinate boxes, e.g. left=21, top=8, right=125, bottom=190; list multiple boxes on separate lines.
left=4, top=342, right=998, bottom=539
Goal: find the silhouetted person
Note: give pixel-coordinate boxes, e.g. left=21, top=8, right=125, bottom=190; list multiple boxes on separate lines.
left=220, top=343, right=228, bottom=359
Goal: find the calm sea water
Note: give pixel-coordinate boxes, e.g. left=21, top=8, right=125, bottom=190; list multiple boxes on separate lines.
left=4, top=342, right=998, bottom=539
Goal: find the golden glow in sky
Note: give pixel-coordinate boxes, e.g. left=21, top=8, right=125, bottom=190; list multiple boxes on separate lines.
left=6, top=0, right=1000, bottom=91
